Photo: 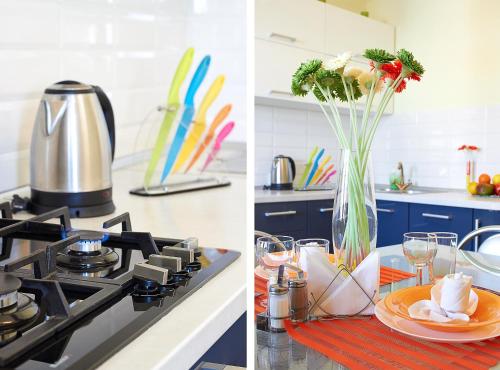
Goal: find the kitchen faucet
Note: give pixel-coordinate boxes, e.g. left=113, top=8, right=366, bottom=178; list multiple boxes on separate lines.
left=397, top=161, right=405, bottom=185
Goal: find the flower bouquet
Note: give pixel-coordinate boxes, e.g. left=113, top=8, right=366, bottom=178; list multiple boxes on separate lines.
left=291, top=49, right=424, bottom=271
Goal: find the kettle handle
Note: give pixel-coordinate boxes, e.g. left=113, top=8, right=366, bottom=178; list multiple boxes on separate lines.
left=287, top=157, right=296, bottom=180
left=92, top=85, right=115, bottom=160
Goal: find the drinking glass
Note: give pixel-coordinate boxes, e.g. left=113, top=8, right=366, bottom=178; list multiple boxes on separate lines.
left=295, top=238, right=329, bottom=269
left=428, top=232, right=458, bottom=283
left=402, top=232, right=437, bottom=286
left=256, top=235, right=295, bottom=274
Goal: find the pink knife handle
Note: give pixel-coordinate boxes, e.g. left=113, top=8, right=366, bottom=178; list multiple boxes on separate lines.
left=214, top=121, right=235, bottom=148
left=201, top=121, right=234, bottom=171
left=321, top=170, right=337, bottom=184
left=201, top=152, right=216, bottom=172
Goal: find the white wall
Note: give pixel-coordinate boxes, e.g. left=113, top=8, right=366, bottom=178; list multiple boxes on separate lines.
left=365, top=0, right=500, bottom=113
left=255, top=104, right=343, bottom=186
left=0, top=0, right=246, bottom=192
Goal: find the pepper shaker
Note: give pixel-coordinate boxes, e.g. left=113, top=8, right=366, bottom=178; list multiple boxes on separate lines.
left=288, top=279, right=308, bottom=322
left=268, top=284, right=289, bottom=332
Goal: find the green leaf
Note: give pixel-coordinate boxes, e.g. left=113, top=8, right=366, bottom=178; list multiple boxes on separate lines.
left=291, top=59, right=322, bottom=96
left=363, top=48, right=396, bottom=64
left=397, top=49, right=425, bottom=75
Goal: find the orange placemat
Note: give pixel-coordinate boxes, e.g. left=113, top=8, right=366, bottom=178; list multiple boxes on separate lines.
left=254, top=266, right=415, bottom=316
left=284, top=318, right=500, bottom=370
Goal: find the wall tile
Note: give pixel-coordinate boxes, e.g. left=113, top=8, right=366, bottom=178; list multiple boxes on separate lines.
left=0, top=0, right=246, bottom=191
left=0, top=1, right=60, bottom=48
left=0, top=51, right=60, bottom=97
left=256, top=103, right=498, bottom=189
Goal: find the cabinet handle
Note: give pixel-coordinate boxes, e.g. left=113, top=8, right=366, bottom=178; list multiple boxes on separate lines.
left=264, top=210, right=297, bottom=217
left=319, top=208, right=334, bottom=213
left=269, top=32, right=297, bottom=43
left=422, top=212, right=452, bottom=220
left=269, top=89, right=294, bottom=96
left=474, top=218, right=480, bottom=252
left=378, top=208, right=395, bottom=213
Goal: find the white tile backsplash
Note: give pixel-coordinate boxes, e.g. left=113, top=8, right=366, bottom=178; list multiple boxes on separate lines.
left=0, top=0, right=246, bottom=192
left=255, top=103, right=500, bottom=189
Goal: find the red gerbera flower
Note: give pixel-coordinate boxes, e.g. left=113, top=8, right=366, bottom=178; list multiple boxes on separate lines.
left=380, top=60, right=402, bottom=81
left=379, top=60, right=421, bottom=93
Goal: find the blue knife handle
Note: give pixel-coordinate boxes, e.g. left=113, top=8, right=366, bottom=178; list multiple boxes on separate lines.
left=184, top=55, right=211, bottom=106
left=305, top=149, right=325, bottom=187
left=160, top=107, right=195, bottom=182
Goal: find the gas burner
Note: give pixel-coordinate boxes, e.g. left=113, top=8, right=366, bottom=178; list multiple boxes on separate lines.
left=0, top=274, right=40, bottom=347
left=56, top=229, right=118, bottom=272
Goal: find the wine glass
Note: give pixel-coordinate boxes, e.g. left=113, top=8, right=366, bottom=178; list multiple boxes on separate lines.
left=402, top=232, right=437, bottom=286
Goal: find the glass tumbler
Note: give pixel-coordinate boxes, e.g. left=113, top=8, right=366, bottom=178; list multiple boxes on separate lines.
left=428, top=232, right=458, bottom=283
left=402, top=232, right=437, bottom=286
left=295, top=238, right=329, bottom=270
left=256, top=235, right=295, bottom=275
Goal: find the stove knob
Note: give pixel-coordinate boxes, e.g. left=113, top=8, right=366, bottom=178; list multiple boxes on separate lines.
left=133, top=262, right=169, bottom=285
left=180, top=237, right=198, bottom=250
left=149, top=254, right=182, bottom=273
left=162, top=246, right=194, bottom=264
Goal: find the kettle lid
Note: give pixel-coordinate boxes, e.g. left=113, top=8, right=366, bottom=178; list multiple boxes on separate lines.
left=45, top=80, right=94, bottom=95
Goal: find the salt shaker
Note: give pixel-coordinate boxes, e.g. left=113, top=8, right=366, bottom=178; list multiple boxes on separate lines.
left=288, top=279, right=308, bottom=322
left=268, top=284, right=289, bottom=332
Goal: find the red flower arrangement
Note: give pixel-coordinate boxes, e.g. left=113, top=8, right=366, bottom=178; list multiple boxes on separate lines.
left=458, top=145, right=479, bottom=151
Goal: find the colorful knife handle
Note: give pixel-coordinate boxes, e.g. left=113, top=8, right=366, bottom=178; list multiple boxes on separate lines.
left=185, top=55, right=211, bottom=106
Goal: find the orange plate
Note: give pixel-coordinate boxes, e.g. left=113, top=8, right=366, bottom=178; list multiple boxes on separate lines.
left=384, top=285, right=500, bottom=332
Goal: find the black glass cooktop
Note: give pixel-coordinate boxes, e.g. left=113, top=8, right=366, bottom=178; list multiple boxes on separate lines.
left=0, top=203, right=240, bottom=369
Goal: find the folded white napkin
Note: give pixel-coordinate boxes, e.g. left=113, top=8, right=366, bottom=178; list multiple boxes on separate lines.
left=408, top=273, right=478, bottom=323
left=303, top=250, right=380, bottom=316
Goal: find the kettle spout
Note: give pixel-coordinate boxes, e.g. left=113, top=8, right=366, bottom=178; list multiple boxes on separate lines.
left=42, top=99, right=68, bottom=136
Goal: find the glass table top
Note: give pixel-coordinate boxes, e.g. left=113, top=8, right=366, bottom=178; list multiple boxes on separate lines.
left=255, top=245, right=500, bottom=370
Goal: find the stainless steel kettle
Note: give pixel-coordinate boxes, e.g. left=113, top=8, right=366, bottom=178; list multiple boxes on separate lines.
left=270, top=155, right=295, bottom=190
left=30, top=81, right=115, bottom=217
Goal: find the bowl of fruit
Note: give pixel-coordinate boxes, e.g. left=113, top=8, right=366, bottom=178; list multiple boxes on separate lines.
left=467, top=174, right=500, bottom=197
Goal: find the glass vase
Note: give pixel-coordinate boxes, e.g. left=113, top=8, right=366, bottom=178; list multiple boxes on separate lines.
left=332, top=149, right=377, bottom=271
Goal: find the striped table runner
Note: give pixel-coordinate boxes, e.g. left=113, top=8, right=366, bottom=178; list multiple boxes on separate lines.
left=285, top=318, right=500, bottom=370
left=254, top=266, right=415, bottom=315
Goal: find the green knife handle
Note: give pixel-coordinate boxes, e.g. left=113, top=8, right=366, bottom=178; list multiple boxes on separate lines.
left=167, top=48, right=194, bottom=104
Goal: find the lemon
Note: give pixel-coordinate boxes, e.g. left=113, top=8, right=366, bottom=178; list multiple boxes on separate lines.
left=467, top=181, right=478, bottom=195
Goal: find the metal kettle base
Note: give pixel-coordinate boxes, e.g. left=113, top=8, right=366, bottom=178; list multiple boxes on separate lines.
left=30, top=188, right=115, bottom=218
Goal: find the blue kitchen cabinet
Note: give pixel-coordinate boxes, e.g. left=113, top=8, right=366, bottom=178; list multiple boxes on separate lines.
left=409, top=204, right=473, bottom=250
left=255, top=201, right=308, bottom=240
left=307, top=199, right=334, bottom=251
left=191, top=312, right=246, bottom=369
left=376, top=200, right=409, bottom=247
left=473, top=209, right=500, bottom=251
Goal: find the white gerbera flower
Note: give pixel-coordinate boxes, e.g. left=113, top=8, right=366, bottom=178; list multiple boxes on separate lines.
left=324, top=51, right=352, bottom=72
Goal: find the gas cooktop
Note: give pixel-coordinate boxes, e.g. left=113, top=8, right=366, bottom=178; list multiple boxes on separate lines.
left=0, top=203, right=240, bottom=369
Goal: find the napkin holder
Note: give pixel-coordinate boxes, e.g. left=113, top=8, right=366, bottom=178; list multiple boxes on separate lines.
left=303, top=250, right=380, bottom=319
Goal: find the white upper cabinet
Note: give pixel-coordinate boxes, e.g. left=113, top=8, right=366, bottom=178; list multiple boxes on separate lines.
left=255, top=39, right=323, bottom=104
left=325, top=6, right=394, bottom=56
left=255, top=1, right=394, bottom=112
left=255, top=0, right=325, bottom=52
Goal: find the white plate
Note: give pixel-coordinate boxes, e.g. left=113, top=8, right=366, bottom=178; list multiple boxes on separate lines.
left=375, top=300, right=500, bottom=343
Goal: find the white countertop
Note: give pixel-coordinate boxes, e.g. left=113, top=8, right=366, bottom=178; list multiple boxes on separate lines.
left=1, top=165, right=246, bottom=370
left=255, top=187, right=500, bottom=211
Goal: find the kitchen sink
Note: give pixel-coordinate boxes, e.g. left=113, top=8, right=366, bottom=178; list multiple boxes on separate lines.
left=374, top=185, right=446, bottom=195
